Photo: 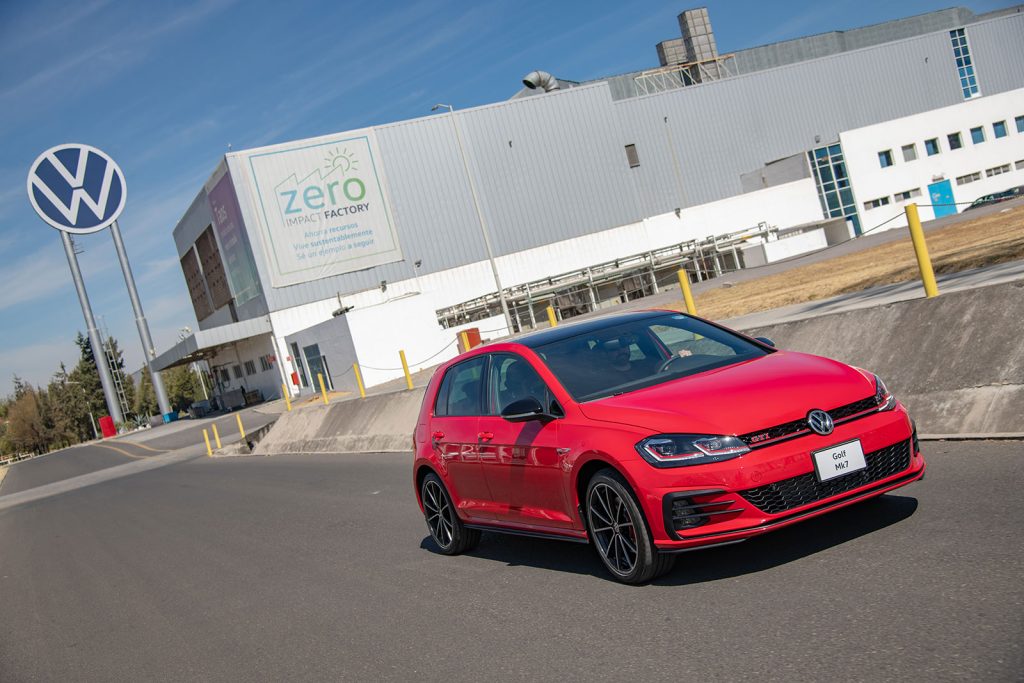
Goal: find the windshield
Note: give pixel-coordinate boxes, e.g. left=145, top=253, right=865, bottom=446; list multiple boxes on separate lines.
left=534, top=313, right=771, bottom=401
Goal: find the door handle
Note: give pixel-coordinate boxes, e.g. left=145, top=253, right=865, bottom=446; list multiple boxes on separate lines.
left=477, top=431, right=494, bottom=442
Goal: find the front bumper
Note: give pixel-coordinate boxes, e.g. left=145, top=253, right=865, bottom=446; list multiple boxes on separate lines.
left=639, top=405, right=926, bottom=551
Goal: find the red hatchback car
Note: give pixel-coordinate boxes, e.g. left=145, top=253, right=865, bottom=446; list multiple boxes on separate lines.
left=413, top=310, right=925, bottom=583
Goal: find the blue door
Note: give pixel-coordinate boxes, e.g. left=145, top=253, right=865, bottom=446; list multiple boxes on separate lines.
left=928, top=180, right=957, bottom=218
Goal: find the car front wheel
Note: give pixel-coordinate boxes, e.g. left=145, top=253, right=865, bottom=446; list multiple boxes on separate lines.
left=586, top=469, right=675, bottom=584
left=421, top=472, right=480, bottom=555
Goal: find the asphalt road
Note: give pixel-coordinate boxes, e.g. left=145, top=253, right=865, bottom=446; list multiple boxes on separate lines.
left=0, top=442, right=1020, bottom=682
left=0, top=405, right=279, bottom=498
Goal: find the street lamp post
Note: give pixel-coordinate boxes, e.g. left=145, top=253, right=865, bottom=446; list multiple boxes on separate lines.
left=432, top=103, right=513, bottom=333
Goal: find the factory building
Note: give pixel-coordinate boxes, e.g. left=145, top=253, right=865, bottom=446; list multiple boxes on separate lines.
left=152, top=5, right=1024, bottom=404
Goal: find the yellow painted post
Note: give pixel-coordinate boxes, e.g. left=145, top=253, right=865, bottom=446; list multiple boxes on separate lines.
left=677, top=269, right=698, bottom=315
left=459, top=330, right=471, bottom=352
left=399, top=350, right=414, bottom=390
left=318, top=372, right=330, bottom=404
left=353, top=363, right=367, bottom=399
left=202, top=429, right=213, bottom=457
left=236, top=413, right=246, bottom=442
left=282, top=383, right=292, bottom=411
left=546, top=305, right=558, bottom=327
left=211, top=423, right=222, bottom=449
left=905, top=203, right=939, bottom=298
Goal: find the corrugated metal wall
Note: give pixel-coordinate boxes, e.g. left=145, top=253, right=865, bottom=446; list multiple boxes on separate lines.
left=193, top=13, right=1024, bottom=315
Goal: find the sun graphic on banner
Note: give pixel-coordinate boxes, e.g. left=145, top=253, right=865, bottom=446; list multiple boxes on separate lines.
left=324, top=147, right=358, bottom=176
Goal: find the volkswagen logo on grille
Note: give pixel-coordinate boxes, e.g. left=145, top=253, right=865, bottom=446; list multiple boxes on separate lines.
left=807, top=409, right=835, bottom=436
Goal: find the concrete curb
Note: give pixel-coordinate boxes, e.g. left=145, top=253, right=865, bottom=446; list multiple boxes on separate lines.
left=920, top=433, right=1024, bottom=441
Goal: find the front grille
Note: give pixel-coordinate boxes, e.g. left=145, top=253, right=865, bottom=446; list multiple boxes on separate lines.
left=738, top=394, right=877, bottom=447
left=739, top=439, right=912, bottom=515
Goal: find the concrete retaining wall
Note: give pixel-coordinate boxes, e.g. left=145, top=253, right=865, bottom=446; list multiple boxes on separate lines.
left=255, top=280, right=1023, bottom=455
left=254, top=390, right=425, bottom=455
left=745, top=280, right=1024, bottom=434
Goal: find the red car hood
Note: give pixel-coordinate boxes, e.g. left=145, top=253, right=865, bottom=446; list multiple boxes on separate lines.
left=577, top=351, right=874, bottom=435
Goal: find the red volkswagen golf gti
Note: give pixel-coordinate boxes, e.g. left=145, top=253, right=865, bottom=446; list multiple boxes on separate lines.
left=412, top=310, right=926, bottom=583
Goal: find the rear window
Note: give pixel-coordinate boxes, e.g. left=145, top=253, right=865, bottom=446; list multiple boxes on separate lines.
left=534, top=313, right=770, bottom=401
left=434, top=356, right=486, bottom=416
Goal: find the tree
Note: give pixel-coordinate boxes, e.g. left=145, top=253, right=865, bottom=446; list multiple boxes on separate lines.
left=162, top=366, right=202, bottom=413
left=7, top=385, right=48, bottom=454
left=134, top=371, right=158, bottom=418
left=47, top=364, right=94, bottom=444
left=69, top=332, right=106, bottom=419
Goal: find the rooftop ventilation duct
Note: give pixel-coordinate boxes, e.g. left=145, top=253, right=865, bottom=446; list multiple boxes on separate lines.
left=522, top=70, right=560, bottom=92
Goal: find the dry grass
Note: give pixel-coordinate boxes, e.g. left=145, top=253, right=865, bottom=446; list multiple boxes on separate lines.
left=664, top=204, right=1024, bottom=320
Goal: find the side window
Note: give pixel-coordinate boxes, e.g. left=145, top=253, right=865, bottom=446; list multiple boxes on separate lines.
left=488, top=354, right=551, bottom=415
left=434, top=357, right=486, bottom=417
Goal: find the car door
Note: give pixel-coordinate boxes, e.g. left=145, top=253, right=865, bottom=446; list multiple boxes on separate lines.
left=477, top=353, right=574, bottom=529
left=430, top=356, right=495, bottom=520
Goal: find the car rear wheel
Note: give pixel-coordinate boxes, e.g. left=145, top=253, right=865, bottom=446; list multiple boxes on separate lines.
left=586, top=470, right=675, bottom=584
left=421, top=473, right=480, bottom=555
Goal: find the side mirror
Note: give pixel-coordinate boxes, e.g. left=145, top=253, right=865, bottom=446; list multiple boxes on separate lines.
left=754, top=336, right=776, bottom=348
left=501, top=396, right=546, bottom=422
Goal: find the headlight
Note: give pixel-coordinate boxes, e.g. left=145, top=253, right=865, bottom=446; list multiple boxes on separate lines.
left=874, top=374, right=896, bottom=411
left=636, top=434, right=750, bottom=468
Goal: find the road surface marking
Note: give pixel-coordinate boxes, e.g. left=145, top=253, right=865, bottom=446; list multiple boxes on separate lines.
left=114, top=440, right=167, bottom=454
left=0, top=467, right=7, bottom=493
left=94, top=443, right=152, bottom=460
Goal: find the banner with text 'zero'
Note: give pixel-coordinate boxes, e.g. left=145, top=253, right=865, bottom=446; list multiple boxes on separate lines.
left=242, top=129, right=402, bottom=288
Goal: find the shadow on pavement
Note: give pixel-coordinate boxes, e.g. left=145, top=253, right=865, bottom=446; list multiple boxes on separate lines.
left=420, top=494, right=919, bottom=584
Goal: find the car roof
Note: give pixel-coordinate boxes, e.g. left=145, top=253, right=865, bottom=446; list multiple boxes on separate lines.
left=514, top=309, right=673, bottom=348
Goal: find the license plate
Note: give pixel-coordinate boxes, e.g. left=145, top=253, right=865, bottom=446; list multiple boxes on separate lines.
left=812, top=439, right=867, bottom=482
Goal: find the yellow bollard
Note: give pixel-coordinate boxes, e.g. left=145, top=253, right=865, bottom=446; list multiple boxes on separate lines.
left=905, top=203, right=939, bottom=298
left=353, top=363, right=366, bottom=399
left=459, top=330, right=471, bottom=352
left=546, top=305, right=558, bottom=327
left=212, top=423, right=222, bottom=449
left=282, top=383, right=292, bottom=411
left=677, top=269, right=698, bottom=315
left=236, top=413, right=246, bottom=442
left=399, top=350, right=414, bottom=390
left=203, top=429, right=213, bottom=457
left=318, top=372, right=329, bottom=404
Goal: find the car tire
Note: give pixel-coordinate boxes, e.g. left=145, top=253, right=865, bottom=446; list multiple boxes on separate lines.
left=586, top=469, right=675, bottom=584
left=421, top=472, right=481, bottom=555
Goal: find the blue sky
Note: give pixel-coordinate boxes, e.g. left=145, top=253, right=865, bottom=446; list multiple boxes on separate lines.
left=0, top=0, right=1009, bottom=389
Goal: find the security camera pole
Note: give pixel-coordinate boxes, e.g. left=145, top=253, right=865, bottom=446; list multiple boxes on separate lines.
left=432, top=103, right=513, bottom=333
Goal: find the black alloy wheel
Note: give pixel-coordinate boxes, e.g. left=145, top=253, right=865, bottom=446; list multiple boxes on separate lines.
left=586, top=469, right=675, bottom=584
left=421, top=472, right=480, bottom=555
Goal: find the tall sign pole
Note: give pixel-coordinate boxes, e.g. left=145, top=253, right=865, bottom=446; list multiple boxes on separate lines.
left=109, top=221, right=172, bottom=420
left=60, top=232, right=125, bottom=424
left=27, top=144, right=129, bottom=425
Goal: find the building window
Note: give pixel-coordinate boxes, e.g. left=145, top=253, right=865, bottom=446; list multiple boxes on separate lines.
left=290, top=342, right=309, bottom=388
left=901, top=144, right=917, bottom=162
left=878, top=150, right=894, bottom=168
left=970, top=126, right=985, bottom=144
left=924, top=138, right=940, bottom=156
left=949, top=28, right=979, bottom=99
left=956, top=171, right=981, bottom=185
left=232, top=365, right=243, bottom=379
left=864, top=196, right=890, bottom=210
left=244, top=360, right=257, bottom=376
left=948, top=132, right=963, bottom=150
left=1017, top=116, right=1024, bottom=133
left=993, top=121, right=1007, bottom=138
left=1017, top=159, right=1024, bottom=170
left=219, top=368, right=230, bottom=383
left=894, top=188, right=922, bottom=201
left=986, top=164, right=1011, bottom=177
left=260, top=356, right=272, bottom=372
left=807, top=143, right=861, bottom=234
left=624, top=144, right=640, bottom=168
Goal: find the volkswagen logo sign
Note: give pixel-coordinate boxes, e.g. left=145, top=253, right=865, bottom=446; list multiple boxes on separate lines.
left=27, top=143, right=127, bottom=234
left=807, top=409, right=835, bottom=436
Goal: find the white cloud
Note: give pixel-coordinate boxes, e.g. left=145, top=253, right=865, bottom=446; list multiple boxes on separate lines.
left=0, top=337, right=80, bottom=391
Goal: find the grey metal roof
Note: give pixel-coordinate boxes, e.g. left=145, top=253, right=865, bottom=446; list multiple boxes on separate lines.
left=151, top=316, right=272, bottom=371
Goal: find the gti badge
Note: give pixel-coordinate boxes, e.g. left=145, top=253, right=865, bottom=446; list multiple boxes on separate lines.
left=807, top=409, right=835, bottom=436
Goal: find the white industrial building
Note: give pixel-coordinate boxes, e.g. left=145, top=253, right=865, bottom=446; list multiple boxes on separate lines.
left=152, top=5, right=1024, bottom=404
